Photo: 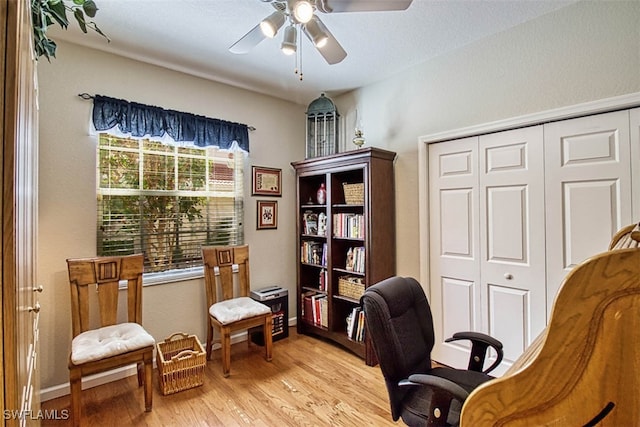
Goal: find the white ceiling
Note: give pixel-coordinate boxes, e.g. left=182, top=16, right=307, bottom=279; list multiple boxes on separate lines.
left=49, top=0, right=578, bottom=105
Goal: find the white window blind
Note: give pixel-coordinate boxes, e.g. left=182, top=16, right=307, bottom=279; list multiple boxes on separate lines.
left=97, top=133, right=244, bottom=273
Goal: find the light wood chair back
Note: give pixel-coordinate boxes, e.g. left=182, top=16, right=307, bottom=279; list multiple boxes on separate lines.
left=66, top=254, right=154, bottom=427
left=202, top=244, right=251, bottom=306
left=202, top=245, right=273, bottom=377
left=68, top=254, right=144, bottom=337
left=460, top=235, right=640, bottom=426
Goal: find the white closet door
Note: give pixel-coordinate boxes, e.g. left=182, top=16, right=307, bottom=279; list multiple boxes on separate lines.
left=428, top=137, right=481, bottom=367
left=478, top=126, right=545, bottom=375
left=631, top=108, right=640, bottom=223
left=544, top=110, right=632, bottom=311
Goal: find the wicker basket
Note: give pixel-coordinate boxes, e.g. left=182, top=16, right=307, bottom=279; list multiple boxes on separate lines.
left=338, top=276, right=365, bottom=300
left=343, top=183, right=364, bottom=205
left=157, top=332, right=206, bottom=395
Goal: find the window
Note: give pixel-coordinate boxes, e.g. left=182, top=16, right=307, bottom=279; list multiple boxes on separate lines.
left=97, top=133, right=244, bottom=273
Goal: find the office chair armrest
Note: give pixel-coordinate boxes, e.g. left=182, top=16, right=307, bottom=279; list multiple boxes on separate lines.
left=445, top=331, right=504, bottom=374
left=399, top=374, right=469, bottom=425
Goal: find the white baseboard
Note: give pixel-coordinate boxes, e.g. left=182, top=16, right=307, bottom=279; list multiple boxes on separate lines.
left=40, top=318, right=299, bottom=403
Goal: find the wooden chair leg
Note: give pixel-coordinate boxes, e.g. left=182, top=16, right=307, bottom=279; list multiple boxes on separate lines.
left=206, top=321, right=213, bottom=361
left=264, top=315, right=273, bottom=362
left=143, top=352, right=153, bottom=412
left=136, top=361, right=144, bottom=387
left=69, top=368, right=82, bottom=427
left=221, top=326, right=231, bottom=377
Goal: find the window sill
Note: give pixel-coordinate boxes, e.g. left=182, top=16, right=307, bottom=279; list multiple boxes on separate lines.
left=143, top=266, right=205, bottom=286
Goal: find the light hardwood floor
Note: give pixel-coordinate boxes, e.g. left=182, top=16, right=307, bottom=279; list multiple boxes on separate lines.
left=41, top=328, right=397, bottom=426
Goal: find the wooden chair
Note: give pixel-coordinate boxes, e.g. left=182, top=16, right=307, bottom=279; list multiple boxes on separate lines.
left=66, top=254, right=155, bottom=427
left=460, top=225, right=640, bottom=426
left=201, top=245, right=273, bottom=377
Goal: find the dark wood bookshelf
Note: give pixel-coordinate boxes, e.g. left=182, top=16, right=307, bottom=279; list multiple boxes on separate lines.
left=292, top=147, right=397, bottom=366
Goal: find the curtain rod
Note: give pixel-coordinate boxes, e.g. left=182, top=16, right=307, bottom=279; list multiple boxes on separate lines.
left=77, top=93, right=256, bottom=131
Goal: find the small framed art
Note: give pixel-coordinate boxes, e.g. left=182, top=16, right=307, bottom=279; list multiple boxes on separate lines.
left=257, top=200, right=278, bottom=230
left=252, top=166, right=282, bottom=197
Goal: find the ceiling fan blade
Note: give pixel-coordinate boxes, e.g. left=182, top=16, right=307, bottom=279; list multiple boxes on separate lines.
left=316, top=0, right=413, bottom=13
left=229, top=24, right=266, bottom=54
left=303, top=18, right=347, bottom=65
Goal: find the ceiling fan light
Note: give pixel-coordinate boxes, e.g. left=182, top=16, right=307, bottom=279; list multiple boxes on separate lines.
left=260, top=11, right=286, bottom=38
left=305, top=17, right=329, bottom=48
left=292, top=1, right=314, bottom=24
left=281, top=25, right=297, bottom=55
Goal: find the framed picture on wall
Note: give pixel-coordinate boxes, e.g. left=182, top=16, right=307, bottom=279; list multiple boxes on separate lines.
left=257, top=200, right=278, bottom=230
left=252, top=166, right=282, bottom=197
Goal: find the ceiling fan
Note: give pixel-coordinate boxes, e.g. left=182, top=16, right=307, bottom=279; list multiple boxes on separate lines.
left=229, top=0, right=413, bottom=65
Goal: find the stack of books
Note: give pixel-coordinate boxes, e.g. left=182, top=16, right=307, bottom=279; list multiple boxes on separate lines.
left=346, top=307, right=365, bottom=342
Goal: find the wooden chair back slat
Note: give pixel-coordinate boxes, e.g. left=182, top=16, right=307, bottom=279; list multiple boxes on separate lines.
left=97, top=281, right=119, bottom=327
left=121, top=254, right=144, bottom=323
left=202, top=245, right=250, bottom=304
left=67, top=254, right=144, bottom=338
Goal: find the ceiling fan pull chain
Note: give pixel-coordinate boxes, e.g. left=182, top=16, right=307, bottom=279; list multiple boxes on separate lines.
left=298, top=28, right=303, bottom=81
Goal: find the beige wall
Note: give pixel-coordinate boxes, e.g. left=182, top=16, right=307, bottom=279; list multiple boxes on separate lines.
left=37, top=0, right=640, bottom=395
left=37, top=41, right=305, bottom=391
left=334, top=0, right=640, bottom=280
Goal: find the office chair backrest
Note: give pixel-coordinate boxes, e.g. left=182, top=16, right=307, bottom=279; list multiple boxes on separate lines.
left=362, top=276, right=436, bottom=419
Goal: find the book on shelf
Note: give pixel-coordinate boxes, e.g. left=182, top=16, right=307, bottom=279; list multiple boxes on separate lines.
left=318, top=212, right=327, bottom=237
left=303, top=211, right=318, bottom=235
left=319, top=268, right=327, bottom=291
left=319, top=296, right=328, bottom=328
left=356, top=310, right=365, bottom=342
left=302, top=291, right=315, bottom=324
left=345, top=246, right=365, bottom=273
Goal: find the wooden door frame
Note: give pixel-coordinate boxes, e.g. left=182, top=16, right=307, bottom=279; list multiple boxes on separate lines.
left=2, top=0, right=21, bottom=424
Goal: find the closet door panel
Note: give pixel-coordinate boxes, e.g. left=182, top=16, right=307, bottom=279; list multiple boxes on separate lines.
left=479, top=126, right=546, bottom=375
left=545, top=110, right=632, bottom=311
left=631, top=108, right=640, bottom=223
left=429, top=137, right=481, bottom=367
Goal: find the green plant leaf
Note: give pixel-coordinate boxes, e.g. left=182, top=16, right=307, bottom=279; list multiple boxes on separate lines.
left=89, top=23, right=111, bottom=42
left=83, top=0, right=98, bottom=18
left=48, top=0, right=69, bottom=28
left=31, top=0, right=108, bottom=59
left=73, top=8, right=87, bottom=33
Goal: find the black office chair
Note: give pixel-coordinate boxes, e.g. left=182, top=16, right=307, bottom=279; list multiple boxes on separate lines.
left=361, top=276, right=504, bottom=427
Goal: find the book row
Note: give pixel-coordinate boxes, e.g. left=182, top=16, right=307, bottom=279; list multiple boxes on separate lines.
left=300, top=241, right=327, bottom=266
left=333, top=213, right=365, bottom=239
left=345, top=246, right=365, bottom=273
left=302, top=292, right=328, bottom=328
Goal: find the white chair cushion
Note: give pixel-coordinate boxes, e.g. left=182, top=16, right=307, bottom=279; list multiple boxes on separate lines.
left=209, top=296, right=271, bottom=325
left=71, top=322, right=155, bottom=365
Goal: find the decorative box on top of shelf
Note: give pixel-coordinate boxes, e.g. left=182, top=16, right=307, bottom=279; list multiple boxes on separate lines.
left=292, top=147, right=396, bottom=366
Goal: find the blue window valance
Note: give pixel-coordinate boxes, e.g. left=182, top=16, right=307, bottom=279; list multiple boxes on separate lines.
left=91, top=94, right=249, bottom=152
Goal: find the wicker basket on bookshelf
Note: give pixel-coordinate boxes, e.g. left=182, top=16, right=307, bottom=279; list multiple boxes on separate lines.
left=157, top=332, right=206, bottom=395
left=343, top=183, right=364, bottom=205
left=338, top=276, right=365, bottom=300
